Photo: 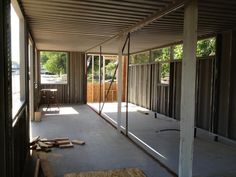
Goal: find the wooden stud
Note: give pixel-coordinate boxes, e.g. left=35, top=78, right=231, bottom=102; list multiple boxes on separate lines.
left=34, top=159, right=40, bottom=177
left=55, top=140, right=71, bottom=146
left=40, top=159, right=54, bottom=177
left=71, top=140, right=85, bottom=145
left=30, top=136, right=40, bottom=145
left=59, top=142, right=74, bottom=148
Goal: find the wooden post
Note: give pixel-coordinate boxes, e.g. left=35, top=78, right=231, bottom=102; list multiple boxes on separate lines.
left=117, top=36, right=124, bottom=132
left=179, top=1, right=198, bottom=177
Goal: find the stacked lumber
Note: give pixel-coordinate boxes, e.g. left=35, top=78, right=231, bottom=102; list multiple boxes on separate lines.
left=30, top=136, right=85, bottom=152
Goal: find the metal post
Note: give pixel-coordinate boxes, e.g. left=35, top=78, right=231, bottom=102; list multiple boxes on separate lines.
left=99, top=46, right=102, bottom=114
left=103, top=55, right=106, bottom=103
left=179, top=1, right=198, bottom=177
left=126, top=33, right=130, bottom=136
left=117, top=35, right=124, bottom=132
left=92, top=55, right=94, bottom=102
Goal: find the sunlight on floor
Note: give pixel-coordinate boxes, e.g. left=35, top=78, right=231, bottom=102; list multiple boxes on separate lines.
left=43, top=106, right=79, bottom=115
left=88, top=102, right=149, bottom=113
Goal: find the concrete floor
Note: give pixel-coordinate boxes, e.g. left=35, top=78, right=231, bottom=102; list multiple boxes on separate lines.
left=88, top=102, right=236, bottom=177
left=31, top=104, right=174, bottom=177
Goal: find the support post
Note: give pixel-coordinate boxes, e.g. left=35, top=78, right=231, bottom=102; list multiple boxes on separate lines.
left=179, top=1, right=198, bottom=177
left=92, top=55, right=94, bottom=102
left=125, top=33, right=130, bottom=136
left=99, top=46, right=102, bottom=113
left=103, top=56, right=105, bottom=103
left=117, top=36, right=124, bottom=132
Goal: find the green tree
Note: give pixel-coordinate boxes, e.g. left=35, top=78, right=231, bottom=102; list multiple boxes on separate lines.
left=130, top=51, right=150, bottom=64
left=105, top=61, right=116, bottom=79
left=173, top=37, right=216, bottom=59
left=40, top=51, right=49, bottom=65
left=43, top=52, right=67, bottom=75
left=160, top=63, right=170, bottom=83
left=196, top=38, right=216, bottom=57
left=152, top=47, right=170, bottom=61
left=174, top=44, right=183, bottom=59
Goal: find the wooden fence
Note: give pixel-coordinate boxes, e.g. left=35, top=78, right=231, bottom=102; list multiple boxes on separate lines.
left=87, top=82, right=117, bottom=103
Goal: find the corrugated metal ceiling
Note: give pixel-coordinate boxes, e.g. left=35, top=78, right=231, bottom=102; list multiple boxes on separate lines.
left=20, top=0, right=236, bottom=53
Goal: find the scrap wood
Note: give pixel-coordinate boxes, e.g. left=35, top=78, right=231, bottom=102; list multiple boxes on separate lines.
left=55, top=140, right=71, bottom=146
left=37, top=151, right=48, bottom=160
left=40, top=138, right=48, bottom=142
left=137, top=110, right=149, bottom=115
left=40, top=159, right=54, bottom=177
left=44, top=142, right=55, bottom=146
left=36, top=144, right=41, bottom=151
left=31, top=136, right=78, bottom=152
left=71, top=140, right=85, bottom=145
left=53, top=137, right=69, bottom=142
left=59, top=142, right=74, bottom=148
left=34, top=159, right=40, bottom=177
left=30, top=144, right=37, bottom=150
left=44, top=142, right=56, bottom=147
left=64, top=168, right=147, bottom=177
left=40, top=137, right=69, bottom=143
left=30, top=136, right=40, bottom=145
left=43, top=148, right=52, bottom=153
left=38, top=141, right=52, bottom=148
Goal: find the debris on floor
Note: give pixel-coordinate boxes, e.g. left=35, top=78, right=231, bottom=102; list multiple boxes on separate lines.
left=71, top=140, right=85, bottom=145
left=30, top=136, right=85, bottom=152
left=137, top=110, right=149, bottom=115
left=64, top=168, right=147, bottom=177
left=34, top=152, right=54, bottom=177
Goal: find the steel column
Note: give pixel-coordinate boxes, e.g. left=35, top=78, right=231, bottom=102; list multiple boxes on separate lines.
left=179, top=0, right=198, bottom=177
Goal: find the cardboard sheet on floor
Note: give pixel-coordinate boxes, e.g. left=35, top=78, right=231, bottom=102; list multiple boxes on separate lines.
left=64, top=168, right=147, bottom=177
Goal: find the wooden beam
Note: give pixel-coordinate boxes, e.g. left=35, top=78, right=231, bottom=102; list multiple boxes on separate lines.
left=178, top=1, right=198, bottom=177
left=40, top=159, right=54, bottom=177
left=34, top=159, right=40, bottom=177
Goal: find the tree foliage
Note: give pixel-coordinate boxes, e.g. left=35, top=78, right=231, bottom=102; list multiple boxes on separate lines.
left=130, top=51, right=149, bottom=64
left=196, top=38, right=216, bottom=57
left=152, top=47, right=170, bottom=61
left=40, top=51, right=67, bottom=75
left=160, top=63, right=170, bottom=84
left=87, top=55, right=117, bottom=82
left=174, top=37, right=216, bottom=59
left=174, top=44, right=183, bottom=59
left=105, top=61, right=116, bottom=78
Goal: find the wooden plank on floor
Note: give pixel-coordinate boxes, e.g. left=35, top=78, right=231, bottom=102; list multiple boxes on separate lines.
left=34, top=159, right=40, bottom=177
left=59, top=142, right=74, bottom=148
left=40, top=159, right=54, bottom=177
left=64, top=168, right=147, bottom=177
left=71, top=140, right=85, bottom=145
